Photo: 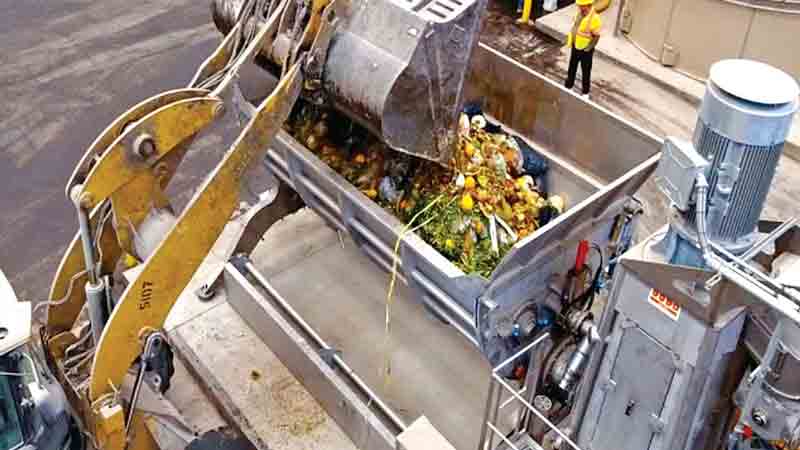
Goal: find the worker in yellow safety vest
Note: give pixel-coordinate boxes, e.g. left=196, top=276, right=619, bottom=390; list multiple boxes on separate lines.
left=564, top=0, right=602, bottom=96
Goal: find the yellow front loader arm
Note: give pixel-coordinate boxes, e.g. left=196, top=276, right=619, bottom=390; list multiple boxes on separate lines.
left=45, top=0, right=293, bottom=344
left=45, top=0, right=284, bottom=341
left=42, top=0, right=340, bottom=448
left=47, top=89, right=211, bottom=337
left=90, top=60, right=302, bottom=403
left=85, top=63, right=303, bottom=450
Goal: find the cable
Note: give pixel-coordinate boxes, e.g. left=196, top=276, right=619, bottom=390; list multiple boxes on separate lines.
left=581, top=244, right=605, bottom=312
left=564, top=243, right=604, bottom=314
left=32, top=202, right=112, bottom=323
left=590, top=244, right=604, bottom=274
left=65, top=351, right=95, bottom=377
left=196, top=0, right=263, bottom=90
left=93, top=201, right=113, bottom=273
left=751, top=437, right=777, bottom=450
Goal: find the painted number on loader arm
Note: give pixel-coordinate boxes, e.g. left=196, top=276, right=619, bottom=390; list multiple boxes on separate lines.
left=139, top=281, right=154, bottom=310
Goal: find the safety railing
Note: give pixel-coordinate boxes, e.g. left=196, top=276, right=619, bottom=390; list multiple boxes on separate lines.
left=478, top=332, right=585, bottom=450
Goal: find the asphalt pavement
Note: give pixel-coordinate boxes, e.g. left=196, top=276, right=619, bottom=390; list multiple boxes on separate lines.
left=0, top=1, right=222, bottom=302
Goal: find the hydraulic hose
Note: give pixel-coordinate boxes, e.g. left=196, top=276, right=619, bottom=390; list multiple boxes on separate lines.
left=694, top=173, right=720, bottom=270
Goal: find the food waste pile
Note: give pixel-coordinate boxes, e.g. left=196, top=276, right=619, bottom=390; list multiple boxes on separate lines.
left=287, top=104, right=564, bottom=278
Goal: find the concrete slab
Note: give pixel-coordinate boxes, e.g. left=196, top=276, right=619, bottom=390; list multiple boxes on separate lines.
left=534, top=2, right=800, bottom=160
left=249, top=208, right=341, bottom=278
left=169, top=301, right=356, bottom=450
left=164, top=208, right=355, bottom=450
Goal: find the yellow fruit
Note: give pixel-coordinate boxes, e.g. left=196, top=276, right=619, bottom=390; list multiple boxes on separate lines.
left=464, top=176, right=476, bottom=190
left=460, top=193, right=474, bottom=212
left=123, top=253, right=139, bottom=268
left=365, top=189, right=378, bottom=199
left=500, top=201, right=513, bottom=221
left=477, top=175, right=490, bottom=188
left=474, top=220, right=484, bottom=234
left=445, top=239, right=455, bottom=250
left=306, top=135, right=319, bottom=150
left=526, top=191, right=540, bottom=205
left=354, top=153, right=366, bottom=164
left=465, top=143, right=475, bottom=157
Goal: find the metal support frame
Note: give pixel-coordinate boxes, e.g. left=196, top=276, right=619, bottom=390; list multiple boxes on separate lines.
left=479, top=333, right=585, bottom=450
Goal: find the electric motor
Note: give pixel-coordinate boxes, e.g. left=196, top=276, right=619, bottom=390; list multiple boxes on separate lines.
left=687, top=60, right=798, bottom=250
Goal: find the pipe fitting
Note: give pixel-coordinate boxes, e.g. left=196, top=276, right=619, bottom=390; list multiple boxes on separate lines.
left=557, top=321, right=599, bottom=394
left=751, top=408, right=768, bottom=427
left=69, top=184, right=84, bottom=205
left=133, top=134, right=156, bottom=159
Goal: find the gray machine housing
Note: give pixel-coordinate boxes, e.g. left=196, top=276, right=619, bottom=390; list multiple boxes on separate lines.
left=577, top=233, right=746, bottom=450
left=578, top=60, right=800, bottom=450
left=737, top=313, right=800, bottom=444
left=578, top=222, right=800, bottom=450
left=653, top=137, right=708, bottom=212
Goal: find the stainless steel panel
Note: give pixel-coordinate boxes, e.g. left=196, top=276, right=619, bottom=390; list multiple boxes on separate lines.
left=661, top=0, right=751, bottom=79
left=623, top=0, right=800, bottom=81
left=593, top=326, right=675, bottom=450
left=579, top=224, right=756, bottom=450
left=213, top=0, right=487, bottom=162
left=255, top=44, right=661, bottom=360
left=223, top=263, right=398, bottom=450
left=625, top=0, right=675, bottom=61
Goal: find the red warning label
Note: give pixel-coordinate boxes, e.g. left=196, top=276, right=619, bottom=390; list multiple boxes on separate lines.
left=648, top=288, right=681, bottom=321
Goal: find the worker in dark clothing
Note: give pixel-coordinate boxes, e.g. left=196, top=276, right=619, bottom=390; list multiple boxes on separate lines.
left=564, top=0, right=601, bottom=97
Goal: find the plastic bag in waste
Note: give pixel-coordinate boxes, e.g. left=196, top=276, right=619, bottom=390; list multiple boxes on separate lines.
left=379, top=176, right=403, bottom=203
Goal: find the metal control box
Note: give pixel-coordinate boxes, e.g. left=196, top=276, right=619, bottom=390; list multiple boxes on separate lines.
left=652, top=137, right=708, bottom=212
